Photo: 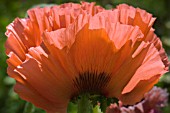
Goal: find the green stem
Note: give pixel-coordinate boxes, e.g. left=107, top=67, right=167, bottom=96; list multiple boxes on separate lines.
left=100, top=98, right=107, bottom=113
left=77, top=94, right=93, bottom=113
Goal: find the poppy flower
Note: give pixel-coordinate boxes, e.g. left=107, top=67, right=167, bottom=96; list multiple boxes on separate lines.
left=5, top=2, right=169, bottom=113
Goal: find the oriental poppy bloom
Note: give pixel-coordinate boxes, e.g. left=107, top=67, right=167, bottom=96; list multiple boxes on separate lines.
left=5, top=2, right=169, bottom=113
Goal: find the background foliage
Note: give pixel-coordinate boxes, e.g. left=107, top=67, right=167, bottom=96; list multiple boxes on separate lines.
left=0, top=0, right=170, bottom=113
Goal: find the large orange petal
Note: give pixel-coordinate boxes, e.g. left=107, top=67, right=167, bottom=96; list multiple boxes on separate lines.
left=42, top=31, right=79, bottom=94
left=122, top=43, right=165, bottom=94
left=69, top=24, right=116, bottom=75
left=106, top=42, right=165, bottom=104
left=119, top=75, right=159, bottom=105
left=104, top=43, right=148, bottom=94
left=15, top=82, right=68, bottom=113
left=6, top=49, right=69, bottom=112
left=14, top=57, right=70, bottom=112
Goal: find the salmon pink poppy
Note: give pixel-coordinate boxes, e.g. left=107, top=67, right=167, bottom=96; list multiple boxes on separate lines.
left=5, top=2, right=169, bottom=113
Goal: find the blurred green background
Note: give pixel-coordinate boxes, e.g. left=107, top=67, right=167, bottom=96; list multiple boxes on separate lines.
left=0, top=0, right=170, bottom=113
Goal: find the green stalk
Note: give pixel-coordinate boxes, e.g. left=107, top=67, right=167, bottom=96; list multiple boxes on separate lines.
left=77, top=94, right=93, bottom=113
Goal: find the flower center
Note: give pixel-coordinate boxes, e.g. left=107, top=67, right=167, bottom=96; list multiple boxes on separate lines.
left=73, top=72, right=111, bottom=96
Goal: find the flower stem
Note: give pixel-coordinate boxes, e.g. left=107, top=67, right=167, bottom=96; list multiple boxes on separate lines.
left=77, top=94, right=93, bottom=113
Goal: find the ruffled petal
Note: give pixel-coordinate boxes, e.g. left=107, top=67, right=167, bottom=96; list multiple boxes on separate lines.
left=145, top=29, right=169, bottom=71
left=27, top=7, right=52, bottom=34
left=6, top=52, right=25, bottom=84
left=116, top=4, right=156, bottom=36
left=5, top=18, right=28, bottom=60
left=81, top=1, right=104, bottom=15
left=14, top=57, right=70, bottom=112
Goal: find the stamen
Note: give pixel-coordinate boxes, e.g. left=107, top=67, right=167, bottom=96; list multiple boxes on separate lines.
left=73, top=72, right=111, bottom=96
